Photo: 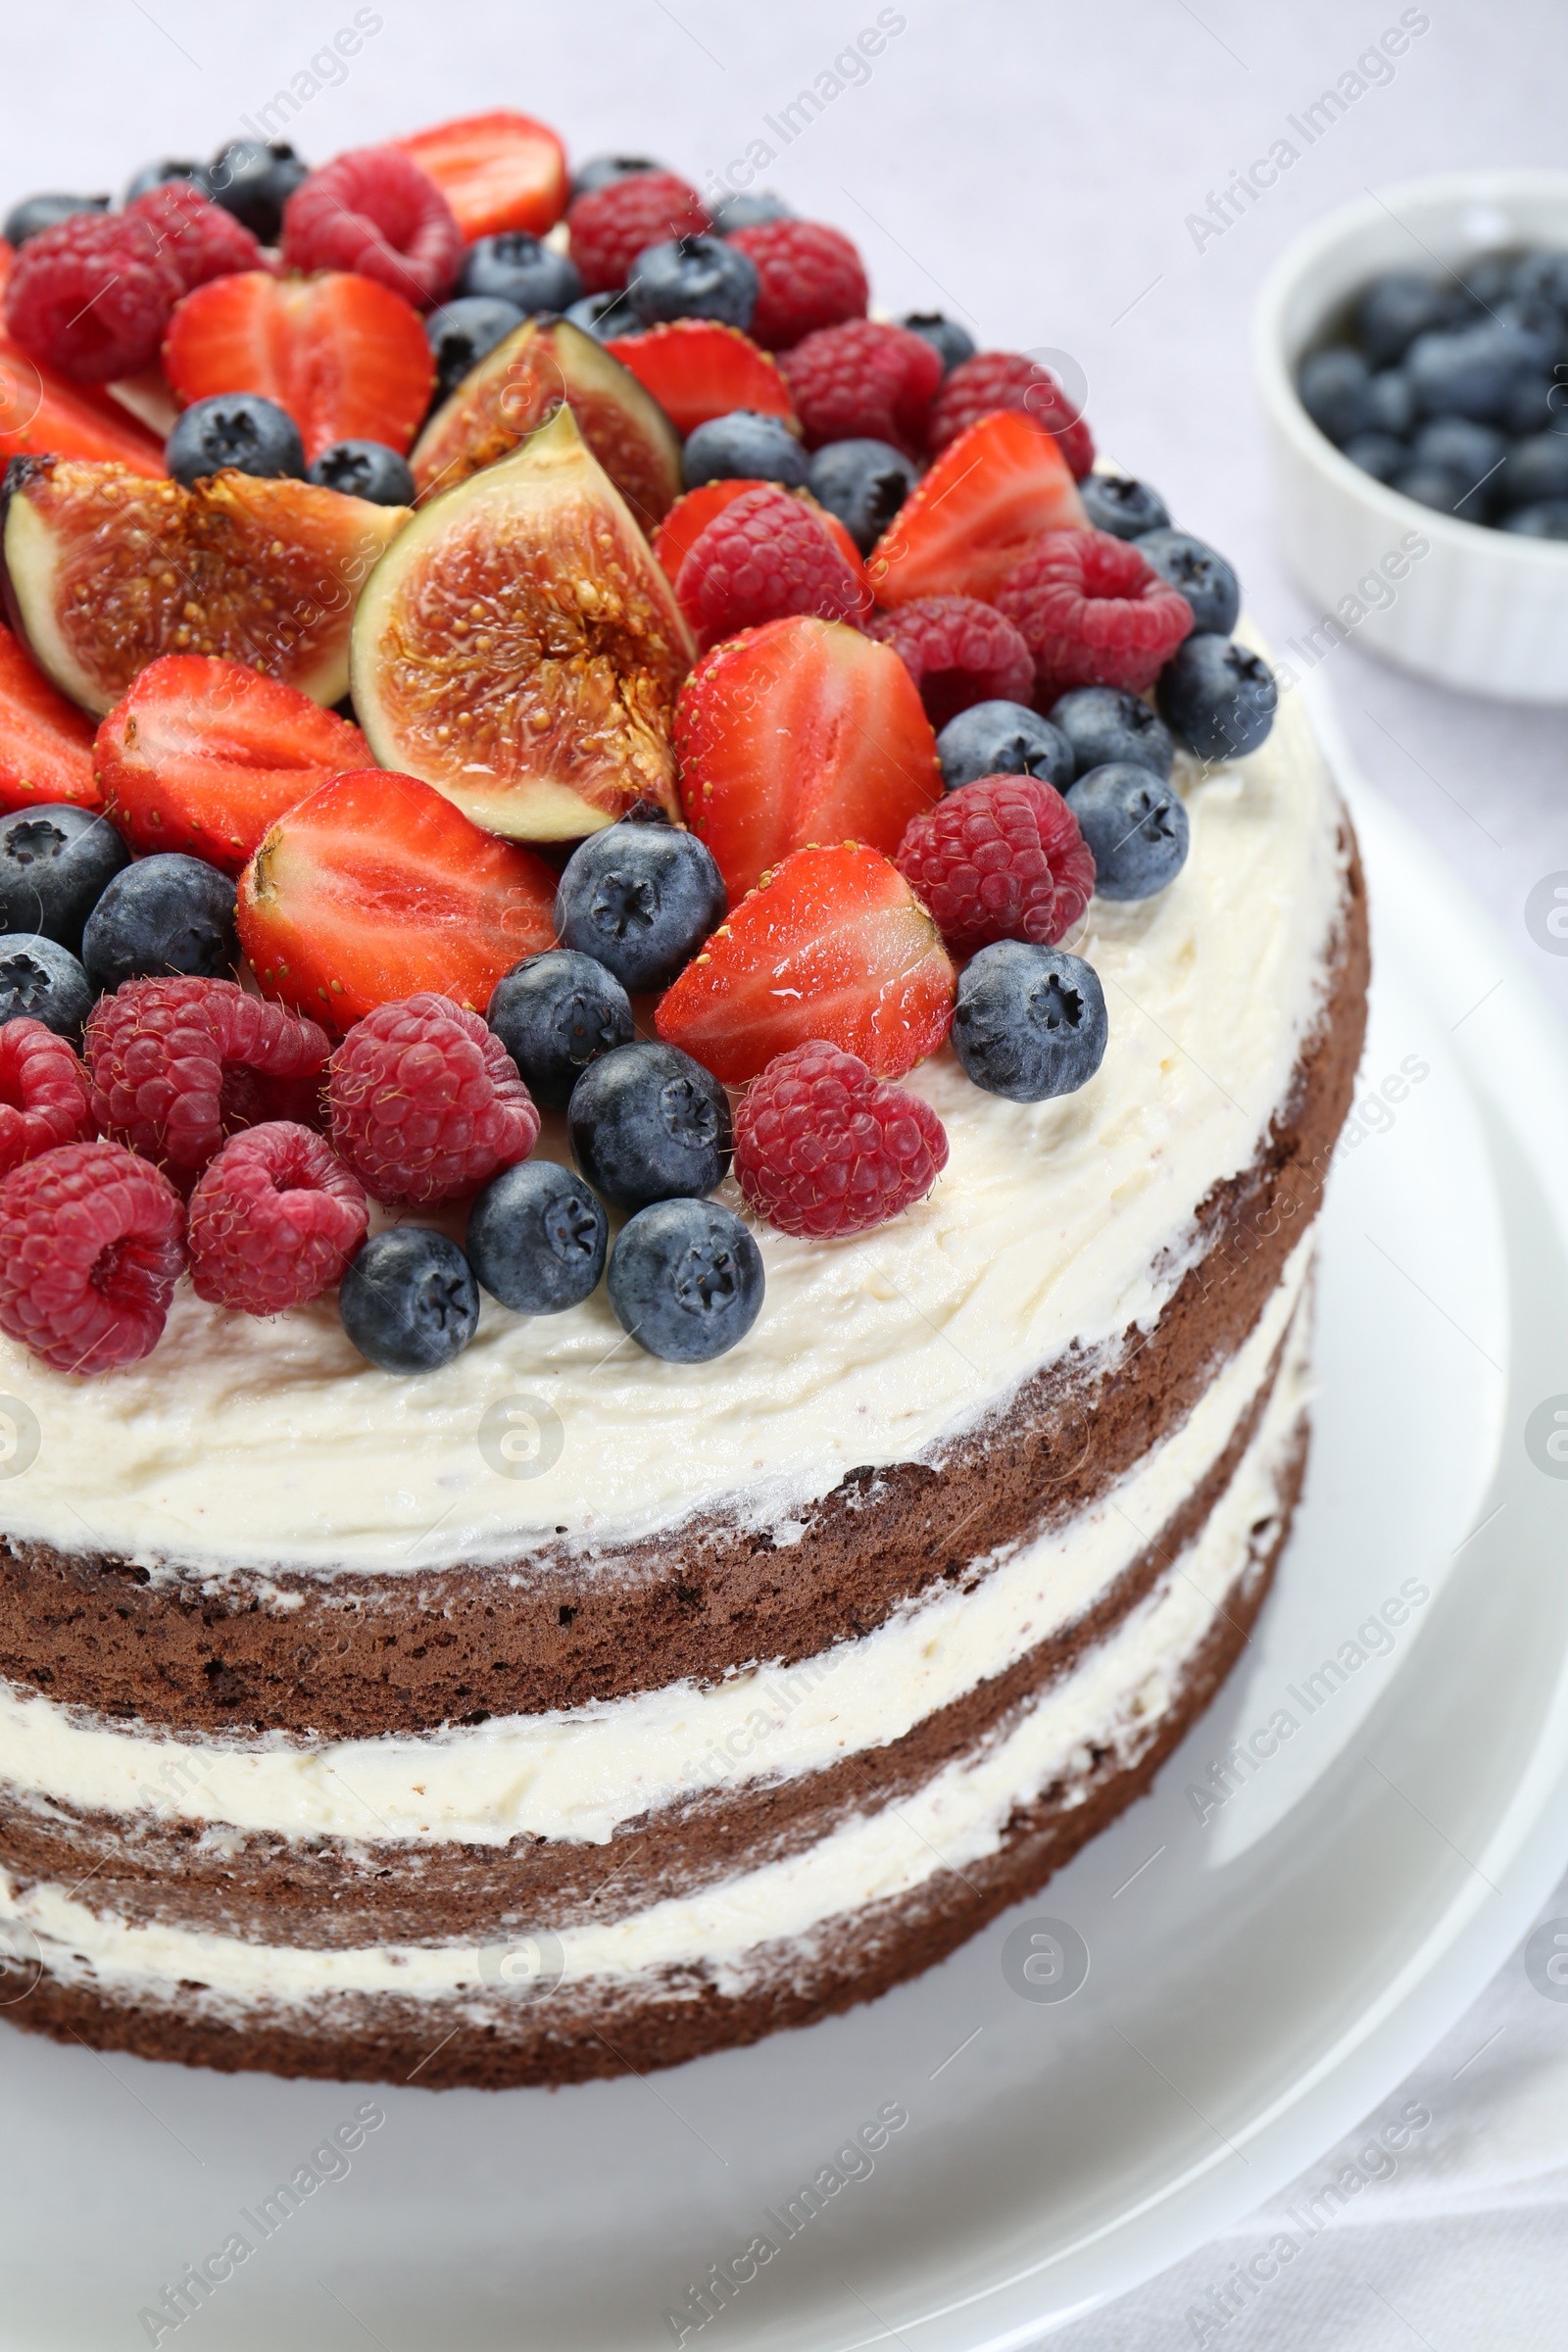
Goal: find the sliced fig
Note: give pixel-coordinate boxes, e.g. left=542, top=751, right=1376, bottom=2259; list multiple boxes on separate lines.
left=3, top=458, right=409, bottom=716
left=353, top=404, right=695, bottom=842
left=409, top=315, right=680, bottom=529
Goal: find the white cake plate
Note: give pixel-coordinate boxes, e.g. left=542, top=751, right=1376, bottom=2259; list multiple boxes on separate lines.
left=3, top=725, right=1567, bottom=2352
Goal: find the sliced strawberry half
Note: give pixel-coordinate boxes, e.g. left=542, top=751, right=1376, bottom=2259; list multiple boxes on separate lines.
left=96, top=656, right=370, bottom=872
left=397, top=110, right=568, bottom=238
left=0, top=621, right=99, bottom=811
left=677, top=616, right=941, bottom=903
left=238, top=767, right=558, bottom=1033
left=869, top=410, right=1088, bottom=607
left=163, top=270, right=434, bottom=464
left=653, top=477, right=869, bottom=596
left=605, top=320, right=797, bottom=439
left=656, top=841, right=955, bottom=1085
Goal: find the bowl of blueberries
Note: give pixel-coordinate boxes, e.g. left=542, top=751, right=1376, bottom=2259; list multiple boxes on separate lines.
left=1254, top=170, right=1568, bottom=700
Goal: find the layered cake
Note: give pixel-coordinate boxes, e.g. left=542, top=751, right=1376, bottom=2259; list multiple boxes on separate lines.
left=0, top=114, right=1366, bottom=2086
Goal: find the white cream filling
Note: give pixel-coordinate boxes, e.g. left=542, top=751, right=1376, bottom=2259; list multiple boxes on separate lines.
left=0, top=1307, right=1310, bottom=2005
left=0, top=1238, right=1312, bottom=1848
left=0, top=675, right=1347, bottom=1572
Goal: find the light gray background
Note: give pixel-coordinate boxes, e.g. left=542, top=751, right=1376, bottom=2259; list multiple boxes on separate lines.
left=3, top=2, right=1566, bottom=2343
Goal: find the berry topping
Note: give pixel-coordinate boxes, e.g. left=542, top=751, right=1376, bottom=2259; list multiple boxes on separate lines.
left=186, top=1120, right=368, bottom=1314
left=461, top=229, right=581, bottom=314
left=632, top=234, right=759, bottom=330
left=327, top=992, right=539, bottom=1208
left=0, top=290, right=169, bottom=473
left=487, top=950, right=634, bottom=1110
left=937, top=702, right=1073, bottom=794
left=567, top=1040, right=732, bottom=1213
left=564, top=289, right=643, bottom=342
left=281, top=146, right=465, bottom=312
left=652, top=477, right=866, bottom=590
left=87, top=975, right=330, bottom=1187
left=868, top=595, right=1035, bottom=730
left=1079, top=473, right=1170, bottom=540
left=166, top=393, right=306, bottom=489
left=81, top=855, right=238, bottom=993
left=5, top=210, right=182, bottom=381
left=396, top=110, right=568, bottom=241
left=95, top=656, right=370, bottom=875
left=895, top=775, right=1095, bottom=956
left=673, top=481, right=868, bottom=649
left=735, top=1039, right=949, bottom=1239
left=0, top=937, right=93, bottom=1040
left=929, top=351, right=1096, bottom=479
left=555, top=812, right=727, bottom=995
left=1156, top=634, right=1278, bottom=763
left=4, top=195, right=110, bottom=247
left=204, top=139, right=308, bottom=244
left=339, top=1227, right=479, bottom=1373
left=996, top=528, right=1194, bottom=703
left=807, top=438, right=917, bottom=556
left=605, top=319, right=796, bottom=439
left=0, top=629, right=99, bottom=816
left=726, top=220, right=868, bottom=350
left=682, top=409, right=808, bottom=492
left=0, top=1139, right=186, bottom=1374
left=126, top=177, right=267, bottom=293
left=0, top=1017, right=96, bottom=1175
left=607, top=1198, right=763, bottom=1362
left=0, top=805, right=127, bottom=954
left=869, top=411, right=1088, bottom=607
left=676, top=616, right=941, bottom=903
left=899, top=312, right=975, bottom=373
left=1133, top=530, right=1240, bottom=637
left=1065, top=763, right=1190, bottom=901
left=572, top=156, right=665, bottom=200
left=656, top=842, right=956, bottom=1086
left=778, top=318, right=943, bottom=456
left=305, top=440, right=416, bottom=505
left=951, top=941, right=1109, bottom=1103
left=466, top=1158, right=609, bottom=1314
left=567, top=171, right=709, bottom=294
left=426, top=294, right=525, bottom=402
left=710, top=190, right=793, bottom=234
left=1047, top=685, right=1175, bottom=783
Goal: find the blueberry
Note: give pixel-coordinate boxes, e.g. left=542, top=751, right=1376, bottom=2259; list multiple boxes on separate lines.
left=630, top=234, right=759, bottom=329
left=81, top=854, right=238, bottom=991
left=166, top=393, right=305, bottom=489
left=554, top=812, right=726, bottom=994
left=0, top=935, right=93, bottom=1039
left=1494, top=296, right=1568, bottom=366
left=1047, top=685, right=1175, bottom=783
left=1341, top=431, right=1410, bottom=485
left=1497, top=433, right=1568, bottom=511
left=0, top=806, right=129, bottom=956
left=682, top=409, right=808, bottom=492
left=710, top=190, right=793, bottom=234
left=1066, top=763, right=1190, bottom=901
left=459, top=231, right=583, bottom=314
left=1512, top=250, right=1568, bottom=309
left=1412, top=416, right=1505, bottom=514
left=1503, top=375, right=1566, bottom=437
left=936, top=701, right=1073, bottom=793
left=564, top=289, right=643, bottom=343
left=466, top=1159, right=609, bottom=1314
left=203, top=139, right=308, bottom=243
left=1456, top=254, right=1517, bottom=311
left=124, top=158, right=206, bottom=203
left=1133, top=528, right=1239, bottom=635
left=1500, top=498, right=1568, bottom=538
left=951, top=941, right=1108, bottom=1103
left=607, top=1199, right=763, bottom=1362
left=425, top=295, right=526, bottom=402
left=1079, top=474, right=1170, bottom=539
left=806, top=439, right=917, bottom=555
left=572, top=156, right=664, bottom=200
left=486, top=948, right=634, bottom=1109
left=1298, top=349, right=1374, bottom=445
left=339, top=1229, right=479, bottom=1373
left=1392, top=460, right=1470, bottom=517
left=306, top=439, right=416, bottom=506
left=1156, top=636, right=1277, bottom=764
left=568, top=1043, right=732, bottom=1213
left=899, top=313, right=975, bottom=373
left=1356, top=272, right=1460, bottom=367
left=1406, top=323, right=1547, bottom=421
left=3, top=193, right=109, bottom=246
left=1366, top=368, right=1417, bottom=438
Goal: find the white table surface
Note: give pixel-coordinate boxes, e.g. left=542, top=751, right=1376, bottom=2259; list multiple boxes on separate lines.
left=4, top=4, right=1566, bottom=2343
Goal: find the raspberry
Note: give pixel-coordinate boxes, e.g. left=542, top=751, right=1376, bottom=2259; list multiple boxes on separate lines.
left=0, top=1140, right=186, bottom=1374
left=187, top=1121, right=368, bottom=1315
left=997, top=529, right=1194, bottom=703
left=735, top=1039, right=948, bottom=1239
left=867, top=596, right=1035, bottom=730
left=726, top=220, right=868, bottom=350
left=566, top=172, right=710, bottom=295
left=4, top=211, right=182, bottom=382
left=281, top=146, right=464, bottom=311
left=674, top=483, right=867, bottom=651
left=895, top=776, right=1096, bottom=956
left=85, top=977, right=331, bottom=1191
left=930, top=352, right=1097, bottom=480
left=126, top=179, right=269, bottom=294
left=779, top=319, right=943, bottom=457
left=0, top=1020, right=96, bottom=1177
left=327, top=993, right=539, bottom=1206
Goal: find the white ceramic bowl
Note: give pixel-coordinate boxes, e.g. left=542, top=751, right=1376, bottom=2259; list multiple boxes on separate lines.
left=1254, top=170, right=1568, bottom=702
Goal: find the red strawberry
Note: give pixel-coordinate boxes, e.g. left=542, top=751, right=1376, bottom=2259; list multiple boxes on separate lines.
left=0, top=622, right=99, bottom=811
left=656, top=842, right=956, bottom=1085
left=676, top=616, right=941, bottom=902
left=396, top=110, right=568, bottom=239
left=869, top=411, right=1088, bottom=606
left=237, top=768, right=558, bottom=1033
left=653, top=477, right=868, bottom=594
left=163, top=270, right=434, bottom=463
left=96, top=656, right=370, bottom=872
left=604, top=320, right=797, bottom=438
